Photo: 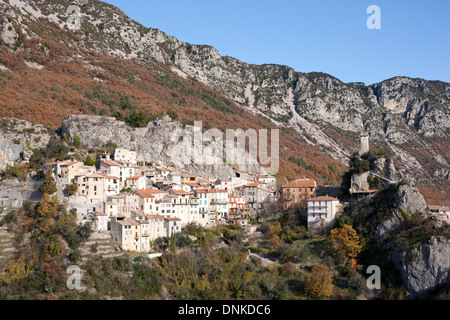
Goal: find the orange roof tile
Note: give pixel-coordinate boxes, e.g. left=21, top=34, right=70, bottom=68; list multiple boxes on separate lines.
left=116, top=217, right=139, bottom=226
left=146, top=214, right=165, bottom=219
left=98, top=173, right=120, bottom=179
left=165, top=217, right=181, bottom=221
left=187, top=183, right=201, bottom=187
left=282, top=179, right=316, bottom=188
left=100, top=159, right=119, bottom=166
left=245, top=182, right=260, bottom=187
left=139, top=188, right=167, bottom=194
left=308, top=196, right=339, bottom=201
left=60, top=161, right=80, bottom=167
left=171, top=190, right=190, bottom=195
left=126, top=176, right=144, bottom=180
left=136, top=189, right=156, bottom=198
left=352, top=190, right=378, bottom=194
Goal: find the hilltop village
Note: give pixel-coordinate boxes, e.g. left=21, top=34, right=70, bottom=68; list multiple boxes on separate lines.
left=41, top=147, right=326, bottom=253
left=1, top=134, right=448, bottom=255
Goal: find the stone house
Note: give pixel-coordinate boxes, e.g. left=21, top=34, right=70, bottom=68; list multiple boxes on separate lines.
left=59, top=161, right=82, bottom=184
left=164, top=216, right=181, bottom=237
left=125, top=175, right=146, bottom=190
left=136, top=189, right=157, bottom=215
left=282, top=178, right=317, bottom=209
left=111, top=216, right=141, bottom=252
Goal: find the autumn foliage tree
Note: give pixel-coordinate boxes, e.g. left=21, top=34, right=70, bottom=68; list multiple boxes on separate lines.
left=65, top=183, right=78, bottom=196
left=329, top=224, right=362, bottom=261
left=305, top=265, right=334, bottom=299
left=41, top=171, right=57, bottom=194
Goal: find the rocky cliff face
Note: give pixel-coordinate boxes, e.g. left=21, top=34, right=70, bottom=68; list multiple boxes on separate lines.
left=350, top=182, right=449, bottom=298
left=0, top=118, right=53, bottom=171
left=61, top=114, right=263, bottom=179
left=389, top=236, right=450, bottom=298
left=372, top=183, right=428, bottom=240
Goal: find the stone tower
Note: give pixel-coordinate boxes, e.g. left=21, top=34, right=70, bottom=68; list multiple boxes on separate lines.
left=360, top=134, right=369, bottom=155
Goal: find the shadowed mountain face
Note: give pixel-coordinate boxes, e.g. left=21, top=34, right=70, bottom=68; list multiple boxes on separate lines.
left=0, top=0, right=448, bottom=203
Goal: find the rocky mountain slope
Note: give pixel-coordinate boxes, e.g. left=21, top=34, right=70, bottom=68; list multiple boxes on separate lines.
left=347, top=181, right=450, bottom=298
left=0, top=0, right=448, bottom=203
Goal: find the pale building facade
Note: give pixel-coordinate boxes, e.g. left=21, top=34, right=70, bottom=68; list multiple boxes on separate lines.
left=307, top=196, right=340, bottom=233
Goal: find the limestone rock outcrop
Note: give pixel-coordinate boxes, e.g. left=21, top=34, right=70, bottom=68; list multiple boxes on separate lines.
left=0, top=118, right=53, bottom=171
left=62, top=114, right=264, bottom=179
left=389, top=236, right=450, bottom=298
left=374, top=183, right=428, bottom=240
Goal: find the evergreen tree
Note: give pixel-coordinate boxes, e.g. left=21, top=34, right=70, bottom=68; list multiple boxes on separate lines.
left=84, top=156, right=95, bottom=166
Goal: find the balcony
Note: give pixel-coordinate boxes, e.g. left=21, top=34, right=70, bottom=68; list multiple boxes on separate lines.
left=211, top=199, right=227, bottom=205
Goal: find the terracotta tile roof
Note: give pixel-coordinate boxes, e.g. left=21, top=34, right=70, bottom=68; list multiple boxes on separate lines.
left=187, top=183, right=201, bottom=187
left=86, top=173, right=105, bottom=179
left=126, top=175, right=144, bottom=180
left=98, top=173, right=120, bottom=179
left=116, top=217, right=139, bottom=226
left=156, top=200, right=171, bottom=203
left=245, top=182, right=260, bottom=187
left=308, top=196, right=339, bottom=201
left=100, top=159, right=119, bottom=166
left=139, top=188, right=167, bottom=194
left=60, top=161, right=80, bottom=167
left=195, top=189, right=208, bottom=193
left=146, top=214, right=165, bottom=219
left=282, top=179, right=316, bottom=188
left=136, top=189, right=156, bottom=198
left=181, top=172, right=196, bottom=178
left=352, top=190, right=378, bottom=194
left=165, top=217, right=181, bottom=221
left=171, top=190, right=190, bottom=195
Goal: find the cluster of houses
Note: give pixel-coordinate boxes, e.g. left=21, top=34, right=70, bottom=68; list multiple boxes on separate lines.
left=43, top=148, right=279, bottom=252
left=42, top=142, right=449, bottom=253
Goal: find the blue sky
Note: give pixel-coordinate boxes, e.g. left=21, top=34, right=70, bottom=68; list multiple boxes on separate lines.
left=103, top=0, right=450, bottom=85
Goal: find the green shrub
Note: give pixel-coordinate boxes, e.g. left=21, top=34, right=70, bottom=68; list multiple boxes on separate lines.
left=73, top=135, right=81, bottom=147
left=166, top=109, right=178, bottom=120
left=84, top=156, right=95, bottom=166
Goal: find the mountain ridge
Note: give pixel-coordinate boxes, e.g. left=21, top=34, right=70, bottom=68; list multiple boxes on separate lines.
left=0, top=0, right=448, bottom=204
